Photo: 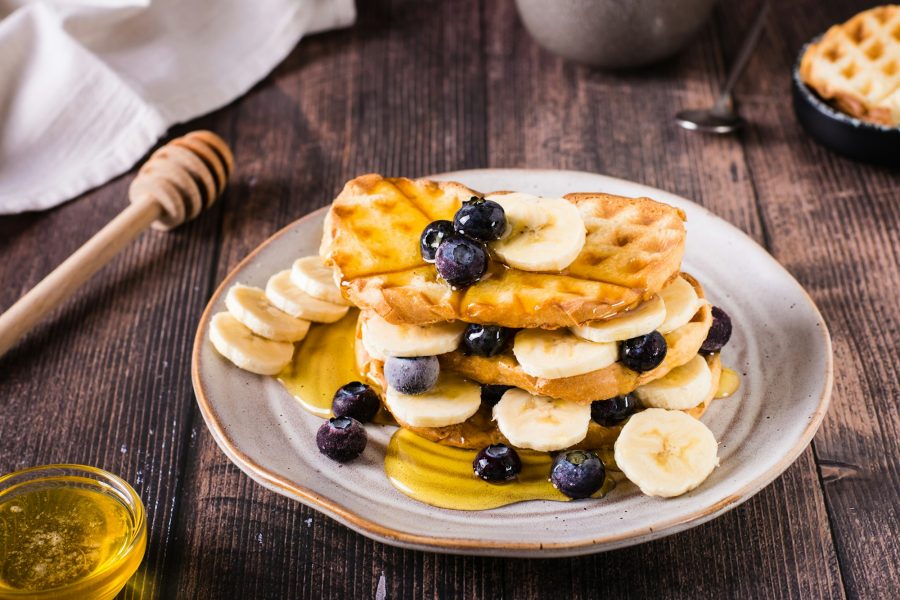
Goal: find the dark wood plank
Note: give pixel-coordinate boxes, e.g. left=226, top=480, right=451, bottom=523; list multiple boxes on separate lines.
left=718, top=2, right=900, bottom=598
left=0, top=114, right=229, bottom=598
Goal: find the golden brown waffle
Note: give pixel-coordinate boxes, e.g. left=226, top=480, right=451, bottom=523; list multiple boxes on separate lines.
left=321, top=174, right=686, bottom=329
left=800, top=5, right=900, bottom=126
left=358, top=274, right=712, bottom=405
left=440, top=288, right=711, bottom=403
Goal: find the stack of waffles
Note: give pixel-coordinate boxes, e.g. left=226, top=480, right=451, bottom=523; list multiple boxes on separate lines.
left=321, top=175, right=722, bottom=464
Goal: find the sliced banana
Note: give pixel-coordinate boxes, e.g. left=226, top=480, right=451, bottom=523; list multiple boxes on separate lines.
left=493, top=389, right=591, bottom=451
left=486, top=192, right=586, bottom=272
left=362, top=313, right=464, bottom=358
left=291, top=256, right=352, bottom=306
left=225, top=284, right=310, bottom=342
left=633, top=354, right=712, bottom=410
left=385, top=372, right=481, bottom=427
left=614, top=408, right=719, bottom=498
left=513, top=328, right=617, bottom=379
left=360, top=322, right=386, bottom=361
left=209, top=312, right=294, bottom=375
left=265, top=270, right=349, bottom=323
left=570, top=295, right=666, bottom=343
left=658, top=277, right=702, bottom=333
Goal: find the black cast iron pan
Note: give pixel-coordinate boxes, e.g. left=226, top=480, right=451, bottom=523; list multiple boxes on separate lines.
left=793, top=40, right=900, bottom=168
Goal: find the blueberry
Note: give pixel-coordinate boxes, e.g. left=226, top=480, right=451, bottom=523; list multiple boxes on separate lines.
left=700, top=306, right=733, bottom=354
left=591, top=394, right=639, bottom=426
left=453, top=197, right=507, bottom=242
left=384, top=356, right=440, bottom=394
left=332, top=381, right=380, bottom=423
left=550, top=450, right=606, bottom=499
left=473, top=444, right=521, bottom=482
left=435, top=235, right=488, bottom=288
left=462, top=324, right=513, bottom=357
left=481, top=384, right=512, bottom=406
left=420, top=220, right=454, bottom=263
left=316, top=417, right=367, bottom=462
left=620, top=331, right=667, bottom=372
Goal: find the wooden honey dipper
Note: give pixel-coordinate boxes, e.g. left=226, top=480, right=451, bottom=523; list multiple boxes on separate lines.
left=0, top=130, right=233, bottom=359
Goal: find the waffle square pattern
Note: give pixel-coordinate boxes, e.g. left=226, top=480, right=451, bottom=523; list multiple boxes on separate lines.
left=800, top=5, right=900, bottom=126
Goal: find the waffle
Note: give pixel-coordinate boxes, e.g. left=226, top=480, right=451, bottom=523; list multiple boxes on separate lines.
left=321, top=174, right=687, bottom=329
left=439, top=275, right=712, bottom=403
left=800, top=5, right=900, bottom=126
left=358, top=274, right=712, bottom=405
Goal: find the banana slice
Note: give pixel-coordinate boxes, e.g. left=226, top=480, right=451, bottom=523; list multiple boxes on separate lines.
left=359, top=322, right=386, bottom=361
left=290, top=256, right=352, bottom=306
left=633, top=354, right=712, bottom=410
left=513, top=328, right=617, bottom=379
left=385, top=372, right=481, bottom=427
left=225, top=284, right=310, bottom=342
left=493, top=389, right=591, bottom=451
left=570, top=295, right=666, bottom=343
left=265, top=270, right=349, bottom=323
left=209, top=312, right=294, bottom=375
left=614, top=408, right=719, bottom=497
left=486, top=192, right=586, bottom=272
left=362, top=313, right=464, bottom=358
left=658, top=277, right=702, bottom=333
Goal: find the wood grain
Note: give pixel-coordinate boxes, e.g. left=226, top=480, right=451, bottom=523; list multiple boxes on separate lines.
left=0, top=0, right=896, bottom=598
left=0, top=132, right=225, bottom=599
left=0, top=200, right=161, bottom=359
left=718, top=2, right=900, bottom=598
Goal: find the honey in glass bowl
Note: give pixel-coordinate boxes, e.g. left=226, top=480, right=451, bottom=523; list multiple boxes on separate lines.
left=0, top=465, right=146, bottom=600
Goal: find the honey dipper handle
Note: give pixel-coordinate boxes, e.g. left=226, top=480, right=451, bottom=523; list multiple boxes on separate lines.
left=0, top=197, right=162, bottom=359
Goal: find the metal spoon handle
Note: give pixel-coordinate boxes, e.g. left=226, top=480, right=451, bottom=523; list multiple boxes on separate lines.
left=714, top=0, right=771, bottom=111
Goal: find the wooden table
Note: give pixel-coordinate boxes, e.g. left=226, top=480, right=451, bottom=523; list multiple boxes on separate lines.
left=2, top=1, right=897, bottom=598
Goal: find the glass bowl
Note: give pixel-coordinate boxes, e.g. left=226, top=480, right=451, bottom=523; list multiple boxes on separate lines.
left=0, top=464, right=147, bottom=600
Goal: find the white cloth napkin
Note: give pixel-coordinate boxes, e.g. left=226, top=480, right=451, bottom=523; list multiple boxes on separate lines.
left=0, top=0, right=355, bottom=214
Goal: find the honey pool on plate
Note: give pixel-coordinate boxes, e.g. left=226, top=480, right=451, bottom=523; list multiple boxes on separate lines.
left=277, top=309, right=739, bottom=510
left=0, top=470, right=146, bottom=600
left=716, top=367, right=741, bottom=399
left=278, top=310, right=394, bottom=425
left=277, top=310, right=361, bottom=419
left=385, top=429, right=616, bottom=509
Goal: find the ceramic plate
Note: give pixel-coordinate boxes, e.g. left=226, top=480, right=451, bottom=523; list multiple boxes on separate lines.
left=192, top=169, right=832, bottom=557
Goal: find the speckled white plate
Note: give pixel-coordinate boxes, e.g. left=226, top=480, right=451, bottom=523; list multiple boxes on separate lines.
left=192, top=169, right=832, bottom=557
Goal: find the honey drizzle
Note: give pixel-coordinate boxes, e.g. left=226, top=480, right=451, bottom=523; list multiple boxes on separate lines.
left=384, top=429, right=615, bottom=510
left=715, top=367, right=741, bottom=398
left=277, top=310, right=392, bottom=425
left=277, top=310, right=360, bottom=418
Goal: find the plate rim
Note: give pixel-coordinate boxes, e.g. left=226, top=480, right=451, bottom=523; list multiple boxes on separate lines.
left=192, top=168, right=833, bottom=555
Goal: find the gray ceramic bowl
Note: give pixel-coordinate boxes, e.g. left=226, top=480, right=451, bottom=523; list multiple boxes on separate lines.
left=515, top=0, right=719, bottom=68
